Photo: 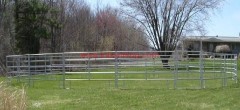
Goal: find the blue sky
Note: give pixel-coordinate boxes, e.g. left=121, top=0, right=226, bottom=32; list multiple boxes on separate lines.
left=206, top=0, right=240, bottom=37
left=87, top=0, right=240, bottom=37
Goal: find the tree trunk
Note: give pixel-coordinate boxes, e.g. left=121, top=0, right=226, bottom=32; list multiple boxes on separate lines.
left=159, top=52, right=171, bottom=69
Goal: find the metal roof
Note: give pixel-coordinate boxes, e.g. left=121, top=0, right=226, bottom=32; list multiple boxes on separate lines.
left=183, top=36, right=240, bottom=43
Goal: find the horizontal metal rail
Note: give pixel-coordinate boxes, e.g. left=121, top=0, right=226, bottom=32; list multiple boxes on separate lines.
left=6, top=51, right=238, bottom=89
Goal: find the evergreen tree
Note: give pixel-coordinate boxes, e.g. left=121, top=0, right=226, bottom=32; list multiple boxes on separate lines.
left=15, top=0, right=51, bottom=54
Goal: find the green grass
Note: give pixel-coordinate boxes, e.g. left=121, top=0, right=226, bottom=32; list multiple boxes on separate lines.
left=24, top=83, right=240, bottom=110
left=0, top=77, right=5, bottom=81
left=7, top=80, right=240, bottom=110
left=1, top=60, right=240, bottom=110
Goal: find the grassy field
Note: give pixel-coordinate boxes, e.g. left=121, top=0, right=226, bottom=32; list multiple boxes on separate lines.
left=4, top=79, right=240, bottom=110
left=1, top=60, right=240, bottom=110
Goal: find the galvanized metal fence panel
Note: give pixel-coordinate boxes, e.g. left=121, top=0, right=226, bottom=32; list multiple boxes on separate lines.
left=6, top=51, right=238, bottom=89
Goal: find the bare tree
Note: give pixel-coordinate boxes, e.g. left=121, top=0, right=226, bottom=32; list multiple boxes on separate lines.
left=95, top=6, right=149, bottom=51
left=95, top=6, right=120, bottom=50
left=61, top=0, right=96, bottom=51
left=39, top=0, right=97, bottom=52
left=121, top=0, right=223, bottom=67
left=0, top=0, right=15, bottom=75
left=116, top=19, right=149, bottom=51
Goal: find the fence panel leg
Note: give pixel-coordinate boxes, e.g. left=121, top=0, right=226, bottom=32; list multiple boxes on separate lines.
left=62, top=53, right=66, bottom=89
left=114, top=51, right=118, bottom=88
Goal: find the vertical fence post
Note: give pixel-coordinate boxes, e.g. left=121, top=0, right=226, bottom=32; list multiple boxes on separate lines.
left=144, top=52, right=147, bottom=80
left=28, top=54, right=31, bottom=87
left=114, top=51, right=118, bottom=88
left=186, top=53, right=189, bottom=72
left=234, top=54, right=238, bottom=84
left=223, top=54, right=227, bottom=87
left=49, top=55, right=52, bottom=74
left=17, top=56, right=20, bottom=82
left=5, top=56, right=8, bottom=81
left=174, top=50, right=178, bottom=89
left=87, top=52, right=90, bottom=80
left=213, top=53, right=216, bottom=78
left=44, top=54, right=47, bottom=75
left=62, top=53, right=66, bottom=89
left=6, top=56, right=11, bottom=85
left=200, top=50, right=204, bottom=89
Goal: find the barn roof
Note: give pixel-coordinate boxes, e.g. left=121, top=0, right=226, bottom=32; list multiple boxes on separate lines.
left=183, top=36, right=240, bottom=43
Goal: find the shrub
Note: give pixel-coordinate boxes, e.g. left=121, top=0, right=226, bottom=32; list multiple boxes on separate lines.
left=215, top=44, right=231, bottom=53
left=0, top=82, right=26, bottom=110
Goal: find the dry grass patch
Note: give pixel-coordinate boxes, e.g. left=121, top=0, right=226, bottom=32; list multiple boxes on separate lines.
left=0, top=82, right=27, bottom=110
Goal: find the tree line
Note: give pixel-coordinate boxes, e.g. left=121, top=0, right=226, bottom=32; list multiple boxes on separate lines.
left=0, top=0, right=223, bottom=73
left=0, top=0, right=149, bottom=74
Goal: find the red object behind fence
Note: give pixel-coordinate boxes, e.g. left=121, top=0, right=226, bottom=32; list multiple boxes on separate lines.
left=80, top=52, right=159, bottom=58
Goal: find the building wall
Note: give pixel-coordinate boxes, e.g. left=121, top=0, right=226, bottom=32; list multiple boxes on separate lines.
left=183, top=40, right=240, bottom=53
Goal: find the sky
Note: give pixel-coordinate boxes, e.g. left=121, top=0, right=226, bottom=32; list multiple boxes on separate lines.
left=206, top=0, right=240, bottom=37
left=87, top=0, right=240, bottom=37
